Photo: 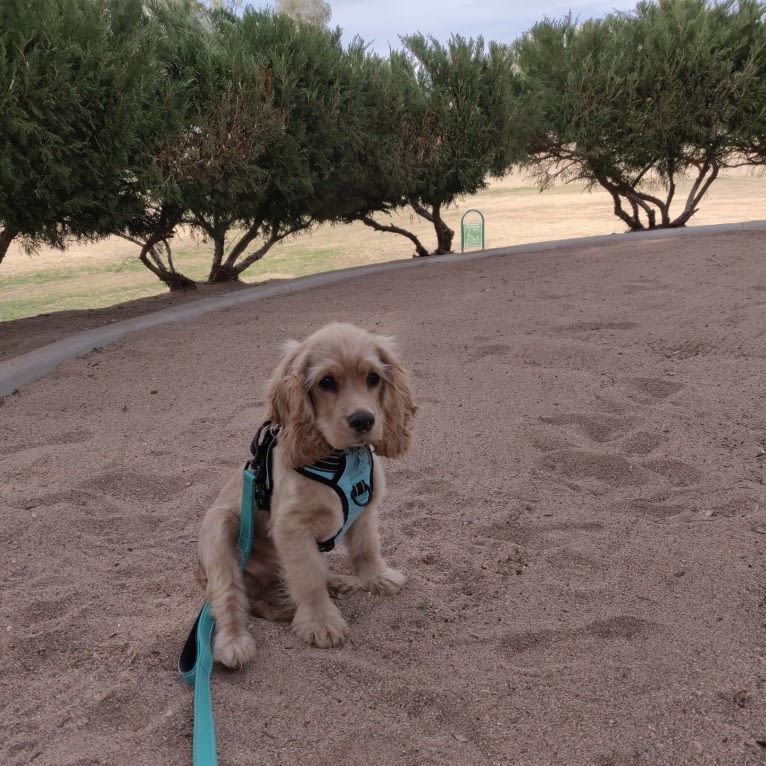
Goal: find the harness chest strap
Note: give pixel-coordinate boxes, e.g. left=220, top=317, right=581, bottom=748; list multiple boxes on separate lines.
left=296, top=447, right=374, bottom=551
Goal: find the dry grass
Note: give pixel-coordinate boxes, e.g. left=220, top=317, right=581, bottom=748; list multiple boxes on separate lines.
left=2, top=168, right=766, bottom=322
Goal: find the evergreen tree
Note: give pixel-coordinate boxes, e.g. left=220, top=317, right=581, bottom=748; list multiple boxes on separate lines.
left=359, top=35, right=527, bottom=255
left=179, top=9, right=397, bottom=283
left=0, top=0, right=161, bottom=264
left=515, top=0, right=766, bottom=230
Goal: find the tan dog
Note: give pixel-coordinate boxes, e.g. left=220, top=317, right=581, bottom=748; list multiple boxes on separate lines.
left=196, top=323, right=417, bottom=668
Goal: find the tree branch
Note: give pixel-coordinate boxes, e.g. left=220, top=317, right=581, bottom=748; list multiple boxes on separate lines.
left=357, top=215, right=430, bottom=257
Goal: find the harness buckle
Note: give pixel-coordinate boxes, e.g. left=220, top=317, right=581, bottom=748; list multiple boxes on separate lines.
left=351, top=480, right=372, bottom=507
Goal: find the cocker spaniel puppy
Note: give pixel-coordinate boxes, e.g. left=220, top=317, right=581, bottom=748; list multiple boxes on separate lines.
left=196, top=322, right=416, bottom=668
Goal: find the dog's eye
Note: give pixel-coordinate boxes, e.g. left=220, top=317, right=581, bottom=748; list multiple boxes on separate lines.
left=367, top=372, right=381, bottom=388
left=318, top=375, right=338, bottom=392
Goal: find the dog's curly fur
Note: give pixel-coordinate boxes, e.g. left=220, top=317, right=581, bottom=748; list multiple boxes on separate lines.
left=196, top=323, right=417, bottom=668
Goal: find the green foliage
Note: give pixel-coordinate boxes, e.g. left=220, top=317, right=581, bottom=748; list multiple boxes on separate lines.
left=404, top=34, right=524, bottom=206
left=108, top=0, right=210, bottom=289
left=0, top=0, right=161, bottom=261
left=390, top=34, right=527, bottom=253
left=176, top=9, right=374, bottom=281
left=515, top=0, right=766, bottom=229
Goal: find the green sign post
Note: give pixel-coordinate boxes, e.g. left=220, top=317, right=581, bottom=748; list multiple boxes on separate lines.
left=460, top=209, right=485, bottom=252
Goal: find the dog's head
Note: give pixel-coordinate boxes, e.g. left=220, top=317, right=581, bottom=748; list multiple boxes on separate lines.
left=266, top=323, right=417, bottom=468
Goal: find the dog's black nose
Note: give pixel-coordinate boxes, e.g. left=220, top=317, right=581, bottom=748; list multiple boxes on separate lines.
left=348, top=411, right=375, bottom=434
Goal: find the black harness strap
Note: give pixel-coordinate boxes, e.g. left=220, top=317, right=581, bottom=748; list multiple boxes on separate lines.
left=249, top=421, right=278, bottom=512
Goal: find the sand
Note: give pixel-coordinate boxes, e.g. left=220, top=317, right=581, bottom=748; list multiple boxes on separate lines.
left=1, top=227, right=765, bottom=765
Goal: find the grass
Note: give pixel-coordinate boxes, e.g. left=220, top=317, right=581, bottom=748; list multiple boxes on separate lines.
left=3, top=169, right=766, bottom=323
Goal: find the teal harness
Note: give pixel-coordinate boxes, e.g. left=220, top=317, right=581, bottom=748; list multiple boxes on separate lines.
left=250, top=421, right=374, bottom=551
left=297, top=446, right=374, bottom=551
left=178, top=422, right=375, bottom=765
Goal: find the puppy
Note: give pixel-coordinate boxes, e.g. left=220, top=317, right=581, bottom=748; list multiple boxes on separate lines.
left=196, top=322, right=416, bottom=668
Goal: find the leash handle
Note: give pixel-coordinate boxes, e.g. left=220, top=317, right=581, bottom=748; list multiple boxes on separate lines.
left=179, top=466, right=257, bottom=766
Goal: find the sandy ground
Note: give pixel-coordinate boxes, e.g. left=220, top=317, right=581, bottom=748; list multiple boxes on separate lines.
left=1, top=228, right=766, bottom=765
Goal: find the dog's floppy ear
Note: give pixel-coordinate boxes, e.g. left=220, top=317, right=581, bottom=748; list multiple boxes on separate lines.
left=375, top=336, right=417, bottom=459
left=266, top=340, right=331, bottom=468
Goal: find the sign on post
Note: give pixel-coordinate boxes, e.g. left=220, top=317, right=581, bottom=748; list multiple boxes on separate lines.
left=460, top=209, right=485, bottom=252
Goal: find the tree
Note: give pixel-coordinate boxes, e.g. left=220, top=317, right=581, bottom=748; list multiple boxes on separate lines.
left=515, top=0, right=766, bottom=231
left=275, top=0, right=331, bottom=27
left=345, top=50, right=438, bottom=257
left=0, top=0, right=163, bottom=265
left=176, top=9, right=383, bottom=283
left=111, top=0, right=208, bottom=290
left=359, top=35, right=527, bottom=255
left=116, top=5, right=432, bottom=288
left=719, top=1, right=766, bottom=166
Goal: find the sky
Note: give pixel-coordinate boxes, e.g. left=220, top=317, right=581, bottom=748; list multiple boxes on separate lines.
left=260, top=1, right=645, bottom=53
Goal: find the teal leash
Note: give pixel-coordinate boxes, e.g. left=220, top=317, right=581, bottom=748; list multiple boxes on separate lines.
left=179, top=467, right=257, bottom=766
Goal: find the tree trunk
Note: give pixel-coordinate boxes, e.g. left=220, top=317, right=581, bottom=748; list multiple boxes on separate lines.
left=122, top=233, right=195, bottom=291
left=219, top=222, right=261, bottom=276
left=207, top=234, right=237, bottom=283
left=673, top=162, right=718, bottom=228
left=204, top=222, right=311, bottom=283
left=432, top=203, right=455, bottom=254
left=138, top=248, right=197, bottom=292
left=411, top=202, right=455, bottom=254
left=227, top=223, right=311, bottom=278
left=162, top=270, right=197, bottom=291
left=207, top=261, right=240, bottom=283
left=597, top=162, right=719, bottom=232
left=0, top=228, right=17, bottom=266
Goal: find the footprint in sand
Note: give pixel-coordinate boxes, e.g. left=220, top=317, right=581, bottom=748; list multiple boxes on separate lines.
left=500, top=615, right=654, bottom=656
left=628, top=377, right=685, bottom=400
left=618, top=431, right=667, bottom=456
left=468, top=343, right=512, bottom=362
left=539, top=449, right=651, bottom=488
left=539, top=413, right=635, bottom=444
left=79, top=470, right=198, bottom=504
left=0, top=428, right=93, bottom=457
left=640, top=458, right=702, bottom=487
left=555, top=320, right=640, bottom=334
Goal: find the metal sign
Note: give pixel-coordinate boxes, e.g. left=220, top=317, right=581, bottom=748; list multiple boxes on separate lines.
left=460, top=209, right=485, bottom=252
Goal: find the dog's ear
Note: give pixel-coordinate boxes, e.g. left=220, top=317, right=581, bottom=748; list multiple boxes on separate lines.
left=266, top=341, right=331, bottom=468
left=374, top=336, right=417, bottom=459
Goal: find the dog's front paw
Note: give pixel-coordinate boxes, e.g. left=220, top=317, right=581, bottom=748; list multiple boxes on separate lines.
left=292, top=602, right=349, bottom=648
left=366, top=567, right=406, bottom=595
left=213, top=630, right=256, bottom=669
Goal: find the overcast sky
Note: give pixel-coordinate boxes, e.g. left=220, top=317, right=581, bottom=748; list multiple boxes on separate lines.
left=261, top=1, right=644, bottom=53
